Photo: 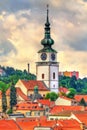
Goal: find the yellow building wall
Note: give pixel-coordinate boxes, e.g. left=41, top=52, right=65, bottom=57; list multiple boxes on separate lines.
left=55, top=97, right=71, bottom=106
left=6, top=96, right=10, bottom=109
left=15, top=79, right=28, bottom=96
left=14, top=109, right=44, bottom=116
left=28, top=90, right=50, bottom=98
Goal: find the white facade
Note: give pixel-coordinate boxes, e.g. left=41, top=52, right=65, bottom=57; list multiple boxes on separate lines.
left=36, top=7, right=59, bottom=93
left=36, top=52, right=59, bottom=93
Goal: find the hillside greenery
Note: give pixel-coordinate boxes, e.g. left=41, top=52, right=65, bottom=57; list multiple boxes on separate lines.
left=0, top=65, right=87, bottom=95
left=59, top=75, right=87, bottom=94
left=0, top=66, right=36, bottom=92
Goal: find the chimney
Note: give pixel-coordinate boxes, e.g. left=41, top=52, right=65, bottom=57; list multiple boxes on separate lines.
left=28, top=63, right=30, bottom=73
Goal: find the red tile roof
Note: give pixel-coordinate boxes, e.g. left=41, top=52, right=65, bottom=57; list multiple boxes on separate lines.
left=0, top=119, right=21, bottom=130
left=74, top=95, right=87, bottom=102
left=16, top=119, right=81, bottom=130
left=17, top=120, right=38, bottom=130
left=73, top=111, right=87, bottom=125
left=16, top=101, right=45, bottom=111
left=16, top=116, right=47, bottom=122
left=38, top=99, right=55, bottom=107
left=59, top=87, right=69, bottom=93
left=50, top=105, right=84, bottom=115
left=16, top=87, right=29, bottom=101
left=21, top=80, right=49, bottom=91
left=57, top=119, right=81, bottom=130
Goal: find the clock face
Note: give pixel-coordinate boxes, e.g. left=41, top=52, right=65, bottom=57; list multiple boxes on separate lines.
left=41, top=53, right=47, bottom=60
left=51, top=53, right=55, bottom=61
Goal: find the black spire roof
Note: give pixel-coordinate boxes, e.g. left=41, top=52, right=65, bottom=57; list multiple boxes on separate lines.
left=38, top=5, right=57, bottom=53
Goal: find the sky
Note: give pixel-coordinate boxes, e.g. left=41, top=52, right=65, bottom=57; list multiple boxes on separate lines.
left=0, top=0, right=87, bottom=78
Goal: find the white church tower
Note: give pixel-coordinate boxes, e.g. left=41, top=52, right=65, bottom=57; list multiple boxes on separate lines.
left=36, top=5, right=59, bottom=93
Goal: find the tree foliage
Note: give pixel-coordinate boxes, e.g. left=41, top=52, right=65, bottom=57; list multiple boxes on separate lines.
left=45, top=92, right=58, bottom=101
left=66, top=88, right=76, bottom=99
left=59, top=76, right=87, bottom=94
left=10, top=83, right=17, bottom=109
left=2, top=92, right=7, bottom=113
left=79, top=98, right=87, bottom=106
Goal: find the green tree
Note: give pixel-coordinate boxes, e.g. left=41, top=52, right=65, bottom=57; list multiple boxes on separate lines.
left=66, top=88, right=76, bottom=99
left=69, top=76, right=77, bottom=89
left=10, top=83, right=17, bottom=110
left=0, top=81, right=8, bottom=113
left=79, top=98, right=87, bottom=106
left=2, top=91, right=7, bottom=113
left=45, top=92, right=58, bottom=101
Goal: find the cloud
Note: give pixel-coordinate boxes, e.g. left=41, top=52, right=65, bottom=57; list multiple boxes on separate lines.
left=0, top=40, right=17, bottom=57
left=0, top=0, right=87, bottom=77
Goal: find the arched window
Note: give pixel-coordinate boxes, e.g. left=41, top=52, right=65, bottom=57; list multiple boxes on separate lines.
left=42, top=73, right=44, bottom=79
left=53, top=72, right=55, bottom=79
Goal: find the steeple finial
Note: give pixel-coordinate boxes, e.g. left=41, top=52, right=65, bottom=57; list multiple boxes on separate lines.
left=46, top=4, right=49, bottom=25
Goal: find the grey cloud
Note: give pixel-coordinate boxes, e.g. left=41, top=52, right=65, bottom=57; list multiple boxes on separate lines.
left=0, top=0, right=31, bottom=12
left=83, top=0, right=87, bottom=2
left=70, top=38, right=87, bottom=51
left=0, top=0, right=87, bottom=52
left=0, top=40, right=17, bottom=56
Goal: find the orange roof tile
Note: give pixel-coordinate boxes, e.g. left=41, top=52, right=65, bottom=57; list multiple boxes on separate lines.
left=38, top=99, right=55, bottom=107
left=16, top=87, right=29, bottom=101
left=0, top=119, right=20, bottom=130
left=16, top=101, right=45, bottom=111
left=74, top=95, right=87, bottom=102
left=16, top=119, right=81, bottom=130
left=50, top=105, right=84, bottom=115
left=16, top=116, right=47, bottom=122
left=21, top=80, right=49, bottom=91
left=73, top=111, right=87, bottom=125
left=59, top=87, right=69, bottom=93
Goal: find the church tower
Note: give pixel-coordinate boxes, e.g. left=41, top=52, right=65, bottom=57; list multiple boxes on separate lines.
left=36, top=5, right=59, bottom=93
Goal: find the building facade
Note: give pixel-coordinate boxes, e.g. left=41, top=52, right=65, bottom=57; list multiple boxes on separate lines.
left=36, top=6, right=59, bottom=93
left=59, top=71, right=79, bottom=79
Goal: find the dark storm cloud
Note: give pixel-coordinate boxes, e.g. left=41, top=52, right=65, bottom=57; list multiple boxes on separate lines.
left=0, top=40, right=17, bottom=56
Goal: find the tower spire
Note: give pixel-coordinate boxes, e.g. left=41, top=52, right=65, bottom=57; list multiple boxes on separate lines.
left=38, top=5, right=57, bottom=53
left=46, top=4, right=50, bottom=25
left=41, top=5, right=54, bottom=49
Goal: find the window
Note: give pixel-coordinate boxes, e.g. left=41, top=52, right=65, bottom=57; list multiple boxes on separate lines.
left=53, top=72, right=55, bottom=79
left=43, top=94, right=45, bottom=97
left=26, top=112, right=31, bottom=116
left=53, top=85, right=55, bottom=88
left=42, top=73, right=44, bottom=79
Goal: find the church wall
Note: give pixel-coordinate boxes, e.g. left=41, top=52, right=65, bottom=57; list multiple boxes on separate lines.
left=37, top=66, right=50, bottom=81
left=50, top=65, right=58, bottom=80
left=15, top=80, right=27, bottom=96
left=28, top=90, right=50, bottom=97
